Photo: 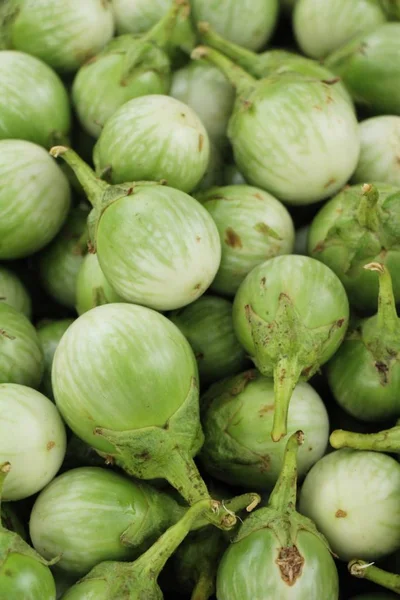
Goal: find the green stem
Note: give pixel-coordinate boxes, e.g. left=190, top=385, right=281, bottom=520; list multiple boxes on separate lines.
left=0, top=462, right=10, bottom=514
left=330, top=426, right=400, bottom=453
left=272, top=356, right=302, bottom=442
left=364, top=262, right=398, bottom=334
left=163, top=450, right=236, bottom=530
left=191, top=45, right=256, bottom=95
left=191, top=570, right=215, bottom=600
left=268, top=431, right=304, bottom=513
left=349, top=559, right=400, bottom=594
left=197, top=22, right=259, bottom=75
left=133, top=500, right=220, bottom=578
left=164, top=449, right=210, bottom=505
left=50, top=146, right=108, bottom=209
left=356, top=183, right=381, bottom=231
left=193, top=492, right=261, bottom=530
left=142, top=0, right=188, bottom=48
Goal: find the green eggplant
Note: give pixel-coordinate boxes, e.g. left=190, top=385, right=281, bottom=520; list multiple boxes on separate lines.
left=327, top=263, right=400, bottom=422
left=216, top=432, right=339, bottom=599
left=0, top=463, right=57, bottom=600
left=308, top=183, right=400, bottom=311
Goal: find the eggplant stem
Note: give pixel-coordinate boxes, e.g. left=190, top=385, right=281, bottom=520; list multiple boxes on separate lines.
left=272, top=356, right=302, bottom=442
left=141, top=0, right=187, bottom=47
left=349, top=559, right=400, bottom=594
left=197, top=22, right=259, bottom=74
left=49, top=146, right=108, bottom=209
left=356, top=183, right=380, bottom=231
left=268, top=431, right=304, bottom=513
left=190, top=45, right=255, bottom=95
left=364, top=262, right=398, bottom=334
left=133, top=500, right=221, bottom=578
left=330, top=426, right=400, bottom=453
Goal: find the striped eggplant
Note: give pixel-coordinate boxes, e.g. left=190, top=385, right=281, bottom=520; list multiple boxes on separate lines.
left=0, top=51, right=70, bottom=148
left=0, top=384, right=66, bottom=501
left=232, top=255, right=349, bottom=441
left=293, top=0, right=387, bottom=59
left=195, top=184, right=295, bottom=296
left=190, top=0, right=279, bottom=51
left=0, top=267, right=31, bottom=319
left=200, top=370, right=329, bottom=490
left=93, top=94, right=210, bottom=193
left=0, top=140, right=71, bottom=259
left=29, top=467, right=184, bottom=575
left=0, top=304, right=43, bottom=388
left=299, top=449, right=400, bottom=561
left=0, top=463, right=57, bottom=599
left=191, top=46, right=360, bottom=205
left=353, top=116, right=400, bottom=187
left=75, top=253, right=123, bottom=315
left=50, top=147, right=220, bottom=311
left=0, top=0, right=114, bottom=73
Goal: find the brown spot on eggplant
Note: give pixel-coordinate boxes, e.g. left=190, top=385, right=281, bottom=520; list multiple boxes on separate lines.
left=375, top=361, right=389, bottom=384
left=259, top=404, right=274, bottom=415
left=260, top=277, right=266, bottom=286
left=0, top=329, right=15, bottom=340
left=193, top=283, right=202, bottom=291
left=47, top=441, right=55, bottom=451
left=254, top=193, right=264, bottom=200
left=241, top=99, right=253, bottom=110
left=312, top=241, right=325, bottom=253
left=301, top=365, right=313, bottom=378
left=259, top=454, right=271, bottom=472
left=230, top=370, right=257, bottom=395
left=225, top=227, right=242, bottom=248
left=336, top=318, right=345, bottom=327
left=276, top=546, right=304, bottom=586
left=198, top=134, right=204, bottom=151
left=255, top=222, right=282, bottom=239
left=135, top=450, right=150, bottom=461
left=324, top=177, right=337, bottom=188
left=335, top=509, right=347, bottom=518
left=322, top=77, right=341, bottom=85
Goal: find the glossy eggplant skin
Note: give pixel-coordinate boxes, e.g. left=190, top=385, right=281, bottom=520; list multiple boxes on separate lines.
left=0, top=552, right=56, bottom=600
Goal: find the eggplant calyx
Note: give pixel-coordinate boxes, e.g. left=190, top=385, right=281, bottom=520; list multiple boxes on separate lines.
left=245, top=296, right=347, bottom=441
left=76, top=499, right=223, bottom=599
